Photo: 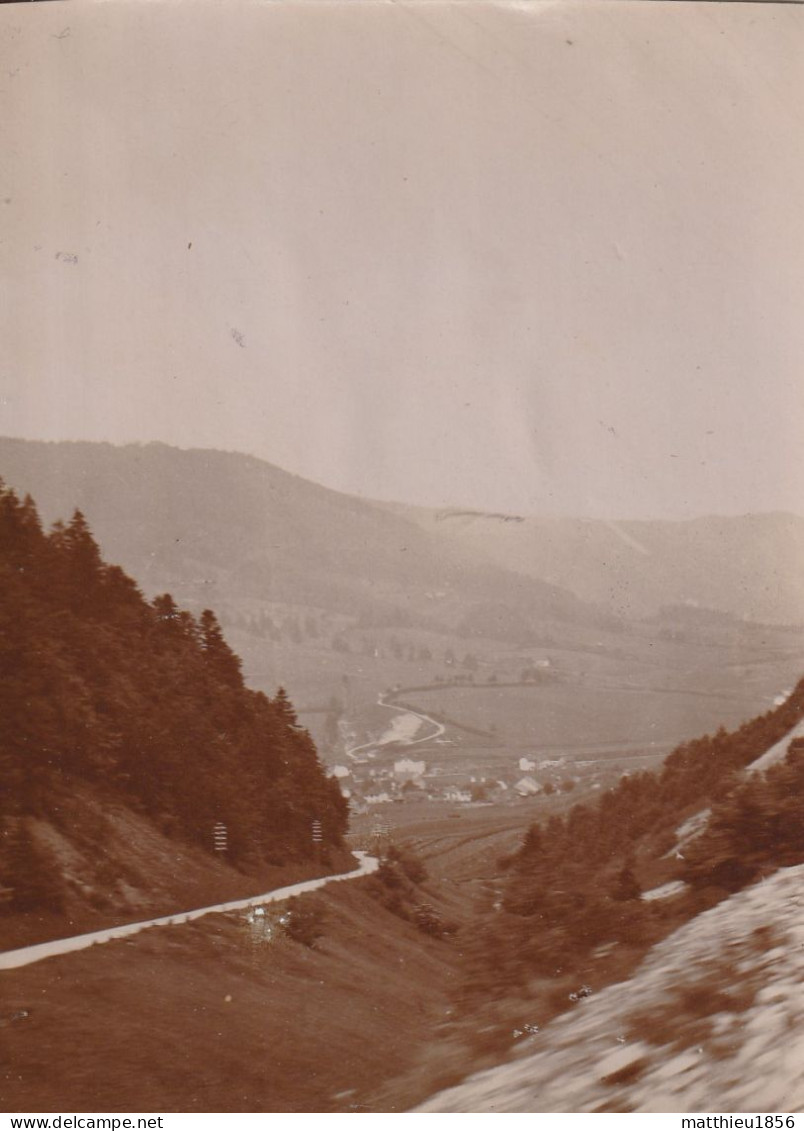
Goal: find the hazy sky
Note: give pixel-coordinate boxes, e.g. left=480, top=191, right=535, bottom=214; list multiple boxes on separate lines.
left=1, top=0, right=802, bottom=519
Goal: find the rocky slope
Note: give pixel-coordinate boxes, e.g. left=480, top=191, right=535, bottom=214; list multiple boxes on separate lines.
left=417, top=865, right=804, bottom=1112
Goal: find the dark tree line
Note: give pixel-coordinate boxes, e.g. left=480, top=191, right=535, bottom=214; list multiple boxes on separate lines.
left=0, top=482, right=348, bottom=890
left=683, top=736, right=804, bottom=891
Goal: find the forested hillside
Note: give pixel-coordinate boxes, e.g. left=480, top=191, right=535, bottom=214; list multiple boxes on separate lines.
left=0, top=481, right=348, bottom=912
left=472, top=678, right=804, bottom=996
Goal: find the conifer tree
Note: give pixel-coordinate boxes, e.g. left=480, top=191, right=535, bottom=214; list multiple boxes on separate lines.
left=199, top=608, right=243, bottom=688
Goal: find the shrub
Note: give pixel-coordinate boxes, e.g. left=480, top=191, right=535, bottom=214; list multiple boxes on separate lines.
left=386, top=844, right=428, bottom=884
left=283, top=893, right=326, bottom=947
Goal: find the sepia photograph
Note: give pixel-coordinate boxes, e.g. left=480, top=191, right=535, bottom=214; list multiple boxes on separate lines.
left=1, top=0, right=804, bottom=1114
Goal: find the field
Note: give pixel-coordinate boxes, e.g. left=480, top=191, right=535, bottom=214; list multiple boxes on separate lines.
left=387, top=676, right=781, bottom=760
left=219, top=597, right=804, bottom=784
left=326, top=619, right=804, bottom=808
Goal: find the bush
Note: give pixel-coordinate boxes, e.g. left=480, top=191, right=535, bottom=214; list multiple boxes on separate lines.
left=376, top=859, right=407, bottom=890
left=413, top=901, right=459, bottom=939
left=365, top=844, right=454, bottom=934
left=386, top=844, right=428, bottom=884
left=283, top=893, right=326, bottom=947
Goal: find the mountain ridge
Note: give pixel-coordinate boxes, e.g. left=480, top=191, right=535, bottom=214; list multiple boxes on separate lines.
left=0, top=435, right=599, bottom=632
left=2, top=436, right=801, bottom=627
left=384, top=499, right=804, bottom=624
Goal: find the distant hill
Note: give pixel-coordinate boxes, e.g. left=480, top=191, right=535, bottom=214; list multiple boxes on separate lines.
left=386, top=503, right=804, bottom=624
left=0, top=437, right=599, bottom=638
left=2, top=437, right=801, bottom=731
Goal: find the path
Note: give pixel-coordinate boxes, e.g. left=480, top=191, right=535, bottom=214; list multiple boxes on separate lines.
left=0, top=851, right=378, bottom=971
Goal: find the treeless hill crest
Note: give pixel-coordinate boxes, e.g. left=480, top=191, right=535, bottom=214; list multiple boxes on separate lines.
left=385, top=503, right=804, bottom=625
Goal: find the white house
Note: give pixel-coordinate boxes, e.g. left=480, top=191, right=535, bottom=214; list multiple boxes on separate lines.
left=443, top=786, right=472, bottom=803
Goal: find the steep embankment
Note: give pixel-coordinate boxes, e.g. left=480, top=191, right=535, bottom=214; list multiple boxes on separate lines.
left=0, top=851, right=466, bottom=1113
left=0, top=852, right=377, bottom=969
left=417, top=863, right=804, bottom=1112
left=0, top=783, right=354, bottom=952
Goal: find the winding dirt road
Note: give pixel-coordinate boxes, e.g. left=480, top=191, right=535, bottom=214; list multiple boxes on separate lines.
left=346, top=692, right=445, bottom=760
